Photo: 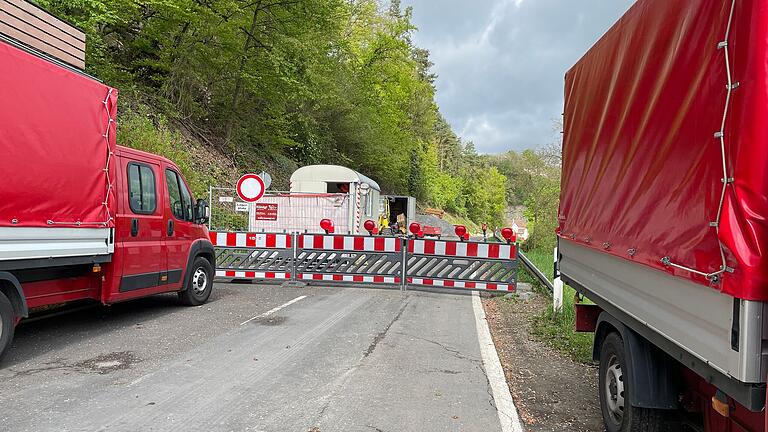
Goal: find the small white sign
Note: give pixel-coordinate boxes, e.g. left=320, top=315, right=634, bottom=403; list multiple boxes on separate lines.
left=235, top=202, right=249, bottom=212
left=219, top=196, right=234, bottom=203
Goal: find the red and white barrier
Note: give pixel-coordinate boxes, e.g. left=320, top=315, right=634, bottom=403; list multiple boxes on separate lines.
left=211, top=231, right=517, bottom=292
left=298, top=234, right=401, bottom=252
left=408, top=278, right=513, bottom=291
left=210, top=232, right=292, bottom=249
left=297, top=273, right=400, bottom=284
left=408, top=239, right=516, bottom=260
left=215, top=270, right=291, bottom=279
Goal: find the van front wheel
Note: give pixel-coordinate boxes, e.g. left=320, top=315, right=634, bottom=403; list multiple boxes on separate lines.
left=179, top=257, right=213, bottom=306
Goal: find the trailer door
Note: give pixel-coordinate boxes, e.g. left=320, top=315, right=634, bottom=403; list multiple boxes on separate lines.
left=407, top=197, right=416, bottom=225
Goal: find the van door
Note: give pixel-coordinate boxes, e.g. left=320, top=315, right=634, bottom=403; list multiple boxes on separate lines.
left=118, top=159, right=166, bottom=292
left=163, top=168, right=195, bottom=290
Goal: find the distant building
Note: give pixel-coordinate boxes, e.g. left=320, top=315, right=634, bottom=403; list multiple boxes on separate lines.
left=512, top=219, right=529, bottom=242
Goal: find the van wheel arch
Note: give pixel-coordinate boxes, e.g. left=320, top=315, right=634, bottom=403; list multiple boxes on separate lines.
left=180, top=240, right=215, bottom=292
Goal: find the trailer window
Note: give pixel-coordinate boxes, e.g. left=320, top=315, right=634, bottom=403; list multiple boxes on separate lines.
left=165, top=169, right=193, bottom=222
left=127, top=163, right=157, bottom=214
left=365, top=193, right=372, bottom=216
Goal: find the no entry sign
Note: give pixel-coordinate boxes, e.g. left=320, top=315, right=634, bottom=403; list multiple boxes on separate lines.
left=236, top=174, right=265, bottom=202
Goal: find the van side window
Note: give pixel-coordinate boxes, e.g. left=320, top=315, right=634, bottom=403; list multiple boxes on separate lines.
left=165, top=169, right=193, bottom=222
left=127, top=163, right=156, bottom=214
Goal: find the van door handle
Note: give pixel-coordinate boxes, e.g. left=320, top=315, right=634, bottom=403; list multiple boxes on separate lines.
left=131, top=219, right=139, bottom=237
left=167, top=219, right=174, bottom=236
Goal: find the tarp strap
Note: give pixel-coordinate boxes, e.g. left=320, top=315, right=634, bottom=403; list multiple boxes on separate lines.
left=47, top=88, right=115, bottom=227
left=662, top=0, right=737, bottom=281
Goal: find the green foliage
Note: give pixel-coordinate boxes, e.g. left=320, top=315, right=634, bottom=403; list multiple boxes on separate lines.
left=117, top=104, right=211, bottom=197
left=37, top=0, right=512, bottom=224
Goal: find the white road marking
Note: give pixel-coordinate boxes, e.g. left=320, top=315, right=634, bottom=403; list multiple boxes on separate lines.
left=472, top=292, right=525, bottom=432
left=240, top=295, right=308, bottom=326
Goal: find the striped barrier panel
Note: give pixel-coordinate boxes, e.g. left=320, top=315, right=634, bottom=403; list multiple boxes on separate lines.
left=405, top=239, right=517, bottom=292
left=295, top=234, right=403, bottom=286
left=211, top=232, right=294, bottom=280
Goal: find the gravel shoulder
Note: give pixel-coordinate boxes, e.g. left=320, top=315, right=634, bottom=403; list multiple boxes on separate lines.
left=483, top=294, right=605, bottom=432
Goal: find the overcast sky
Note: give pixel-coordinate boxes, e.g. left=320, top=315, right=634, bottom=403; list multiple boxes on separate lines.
left=401, top=0, right=635, bottom=154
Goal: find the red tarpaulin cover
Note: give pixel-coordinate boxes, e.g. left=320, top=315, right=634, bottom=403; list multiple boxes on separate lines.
left=0, top=41, right=117, bottom=228
left=560, top=0, right=768, bottom=301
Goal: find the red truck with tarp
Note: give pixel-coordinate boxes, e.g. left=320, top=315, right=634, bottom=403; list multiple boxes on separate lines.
left=560, top=0, right=768, bottom=430
left=0, top=13, right=214, bottom=360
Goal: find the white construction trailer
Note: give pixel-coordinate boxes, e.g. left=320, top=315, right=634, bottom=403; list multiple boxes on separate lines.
left=248, top=165, right=381, bottom=234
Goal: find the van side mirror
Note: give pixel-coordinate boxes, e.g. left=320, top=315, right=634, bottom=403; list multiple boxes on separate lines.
left=195, top=199, right=210, bottom=225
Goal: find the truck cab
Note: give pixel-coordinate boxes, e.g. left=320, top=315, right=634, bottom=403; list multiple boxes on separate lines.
left=107, top=146, right=214, bottom=305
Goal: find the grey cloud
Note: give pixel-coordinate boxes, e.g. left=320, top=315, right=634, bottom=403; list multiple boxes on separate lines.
left=403, top=0, right=635, bottom=153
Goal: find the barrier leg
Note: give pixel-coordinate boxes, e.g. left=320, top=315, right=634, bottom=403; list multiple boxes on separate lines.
left=400, top=238, right=407, bottom=292
left=291, top=232, right=298, bottom=282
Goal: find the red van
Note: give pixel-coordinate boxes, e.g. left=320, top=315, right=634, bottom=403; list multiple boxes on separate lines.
left=0, top=30, right=214, bottom=359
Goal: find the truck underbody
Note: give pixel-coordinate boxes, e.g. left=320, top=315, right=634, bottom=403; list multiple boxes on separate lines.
left=561, top=239, right=767, bottom=430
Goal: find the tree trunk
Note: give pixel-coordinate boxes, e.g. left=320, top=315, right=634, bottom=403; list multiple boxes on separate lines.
left=224, top=3, right=262, bottom=148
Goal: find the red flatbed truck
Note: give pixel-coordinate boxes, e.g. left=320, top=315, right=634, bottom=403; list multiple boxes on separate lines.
left=560, top=0, right=768, bottom=430
left=0, top=21, right=214, bottom=360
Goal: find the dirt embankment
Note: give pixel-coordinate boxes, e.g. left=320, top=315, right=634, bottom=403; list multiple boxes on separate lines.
left=483, top=295, right=604, bottom=432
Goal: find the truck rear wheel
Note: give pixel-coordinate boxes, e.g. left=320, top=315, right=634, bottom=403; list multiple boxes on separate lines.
left=178, top=257, right=213, bottom=306
left=0, top=292, right=15, bottom=362
left=599, top=332, right=664, bottom=432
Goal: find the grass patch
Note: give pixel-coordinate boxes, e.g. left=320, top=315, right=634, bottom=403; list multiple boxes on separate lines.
left=530, top=284, right=594, bottom=363
left=518, top=247, right=595, bottom=364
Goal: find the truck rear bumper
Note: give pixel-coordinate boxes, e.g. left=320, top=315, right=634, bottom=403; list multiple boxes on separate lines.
left=0, top=227, right=113, bottom=264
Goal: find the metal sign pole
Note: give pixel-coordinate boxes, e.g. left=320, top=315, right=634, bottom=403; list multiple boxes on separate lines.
left=208, top=185, right=213, bottom=230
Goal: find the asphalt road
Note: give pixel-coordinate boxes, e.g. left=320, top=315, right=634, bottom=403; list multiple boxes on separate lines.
left=0, top=282, right=506, bottom=432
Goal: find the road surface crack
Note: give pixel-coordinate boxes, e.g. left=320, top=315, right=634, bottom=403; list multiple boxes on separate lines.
left=395, top=332, right=482, bottom=364
left=362, top=299, right=410, bottom=359
left=310, top=298, right=411, bottom=428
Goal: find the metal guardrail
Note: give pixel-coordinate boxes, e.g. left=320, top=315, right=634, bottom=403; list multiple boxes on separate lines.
left=517, top=250, right=554, bottom=294
left=494, top=230, right=553, bottom=294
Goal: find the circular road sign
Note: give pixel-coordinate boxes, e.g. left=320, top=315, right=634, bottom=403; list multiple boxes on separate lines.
left=236, top=174, right=266, bottom=202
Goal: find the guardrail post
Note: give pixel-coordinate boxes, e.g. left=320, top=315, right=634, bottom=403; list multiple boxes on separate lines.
left=400, top=237, right=408, bottom=292
left=553, top=246, right=563, bottom=312
left=291, top=232, right=298, bottom=281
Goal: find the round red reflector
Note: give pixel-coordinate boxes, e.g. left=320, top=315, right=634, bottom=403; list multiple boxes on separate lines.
left=454, top=225, right=467, bottom=238
left=364, top=219, right=376, bottom=232
left=409, top=222, right=421, bottom=236
left=463, top=233, right=470, bottom=241
left=501, top=227, right=515, bottom=242
left=320, top=218, right=334, bottom=232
